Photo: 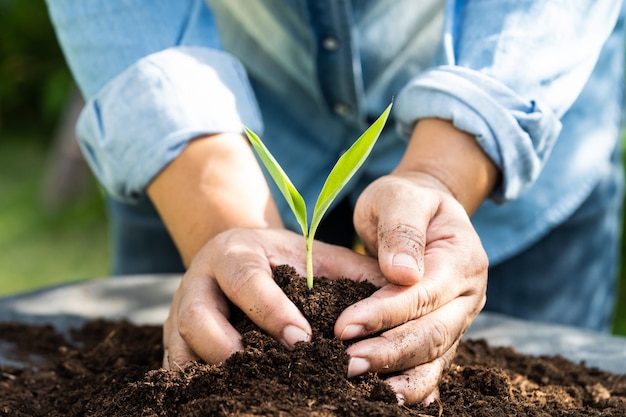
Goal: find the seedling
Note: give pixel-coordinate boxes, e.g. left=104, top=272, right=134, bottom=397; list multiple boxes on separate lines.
left=243, top=102, right=392, bottom=288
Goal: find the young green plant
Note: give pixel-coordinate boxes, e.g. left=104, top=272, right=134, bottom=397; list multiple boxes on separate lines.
left=243, top=103, right=392, bottom=289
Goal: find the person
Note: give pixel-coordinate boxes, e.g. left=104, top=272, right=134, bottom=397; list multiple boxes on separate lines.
left=45, top=0, right=625, bottom=405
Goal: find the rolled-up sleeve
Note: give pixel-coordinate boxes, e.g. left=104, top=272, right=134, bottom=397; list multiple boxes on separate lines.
left=77, top=47, right=263, bottom=202
left=395, top=0, right=623, bottom=202
left=45, top=0, right=263, bottom=203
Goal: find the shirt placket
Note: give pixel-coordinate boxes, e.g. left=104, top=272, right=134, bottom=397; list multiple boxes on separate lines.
left=307, top=0, right=365, bottom=126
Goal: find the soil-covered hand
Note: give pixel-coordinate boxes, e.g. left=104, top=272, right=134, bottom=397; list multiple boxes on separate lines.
left=162, top=228, right=384, bottom=369
left=337, top=172, right=489, bottom=405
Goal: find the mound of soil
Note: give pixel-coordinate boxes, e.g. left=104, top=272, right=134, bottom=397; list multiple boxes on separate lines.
left=1, top=265, right=625, bottom=416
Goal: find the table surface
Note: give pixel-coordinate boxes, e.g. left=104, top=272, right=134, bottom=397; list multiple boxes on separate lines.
left=1, top=275, right=625, bottom=373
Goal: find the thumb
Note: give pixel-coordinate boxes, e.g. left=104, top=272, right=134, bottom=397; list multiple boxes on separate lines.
left=377, top=222, right=425, bottom=285
left=354, top=176, right=433, bottom=286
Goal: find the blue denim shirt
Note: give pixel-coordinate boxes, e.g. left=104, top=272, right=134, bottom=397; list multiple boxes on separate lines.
left=46, top=0, right=625, bottom=265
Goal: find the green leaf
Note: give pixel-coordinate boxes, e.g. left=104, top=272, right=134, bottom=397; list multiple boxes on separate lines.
left=243, top=101, right=393, bottom=289
left=243, top=126, right=308, bottom=236
left=309, top=102, right=392, bottom=238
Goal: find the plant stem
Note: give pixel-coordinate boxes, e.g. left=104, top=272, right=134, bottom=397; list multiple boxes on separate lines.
left=305, top=234, right=314, bottom=289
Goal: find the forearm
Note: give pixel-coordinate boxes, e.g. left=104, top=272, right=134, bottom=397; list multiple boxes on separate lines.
left=148, top=133, right=283, bottom=266
left=393, top=118, right=499, bottom=215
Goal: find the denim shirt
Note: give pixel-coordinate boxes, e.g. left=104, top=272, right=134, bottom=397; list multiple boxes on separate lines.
left=46, top=0, right=625, bottom=265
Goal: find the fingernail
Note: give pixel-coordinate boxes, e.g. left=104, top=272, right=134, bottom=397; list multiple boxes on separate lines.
left=282, top=325, right=311, bottom=349
left=396, top=393, right=406, bottom=406
left=347, top=357, right=370, bottom=378
left=340, top=324, right=365, bottom=340
left=392, top=253, right=418, bottom=271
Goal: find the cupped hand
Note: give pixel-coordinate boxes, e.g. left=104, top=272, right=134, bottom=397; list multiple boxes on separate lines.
left=340, top=172, right=488, bottom=405
left=162, top=227, right=385, bottom=369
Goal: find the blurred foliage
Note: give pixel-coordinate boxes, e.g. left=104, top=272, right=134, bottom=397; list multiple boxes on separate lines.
left=0, top=0, right=73, bottom=139
left=0, top=137, right=109, bottom=295
left=0, top=1, right=109, bottom=292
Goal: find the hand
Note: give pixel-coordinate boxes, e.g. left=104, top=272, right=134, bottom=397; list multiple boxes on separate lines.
left=337, top=172, right=488, bottom=405
left=162, top=227, right=385, bottom=369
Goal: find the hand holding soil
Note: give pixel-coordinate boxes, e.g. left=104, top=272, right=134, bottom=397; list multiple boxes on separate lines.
left=162, top=229, right=384, bottom=368
left=199, top=114, right=490, bottom=405
left=164, top=179, right=489, bottom=406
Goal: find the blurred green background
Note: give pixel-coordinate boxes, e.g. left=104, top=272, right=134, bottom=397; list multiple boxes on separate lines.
left=0, top=0, right=110, bottom=294
left=1, top=1, right=625, bottom=335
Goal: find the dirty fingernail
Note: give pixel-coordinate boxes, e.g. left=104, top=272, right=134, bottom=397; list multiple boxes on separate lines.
left=392, top=253, right=418, bottom=270
left=340, top=324, right=365, bottom=340
left=396, top=393, right=405, bottom=406
left=347, top=357, right=370, bottom=378
left=282, top=325, right=311, bottom=349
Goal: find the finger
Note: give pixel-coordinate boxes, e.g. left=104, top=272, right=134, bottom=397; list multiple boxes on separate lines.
left=162, top=313, right=201, bottom=369
left=376, top=221, right=427, bottom=285
left=373, top=184, right=474, bottom=286
left=210, top=230, right=313, bottom=349
left=421, top=388, right=440, bottom=408
left=386, top=341, right=458, bottom=405
left=335, top=205, right=489, bottom=340
left=344, top=291, right=482, bottom=376
left=173, top=270, right=244, bottom=364
left=354, top=177, right=436, bottom=285
left=336, top=280, right=445, bottom=340
left=336, top=234, right=486, bottom=340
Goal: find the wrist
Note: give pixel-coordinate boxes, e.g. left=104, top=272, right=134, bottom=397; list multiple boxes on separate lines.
left=393, top=118, right=499, bottom=215
left=147, top=133, right=283, bottom=266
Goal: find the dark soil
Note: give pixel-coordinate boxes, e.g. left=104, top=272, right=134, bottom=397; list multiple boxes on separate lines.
left=1, top=265, right=625, bottom=416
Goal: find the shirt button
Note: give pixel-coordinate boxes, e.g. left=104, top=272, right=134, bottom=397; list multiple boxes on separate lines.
left=322, top=36, right=340, bottom=51
left=333, top=102, right=351, bottom=116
